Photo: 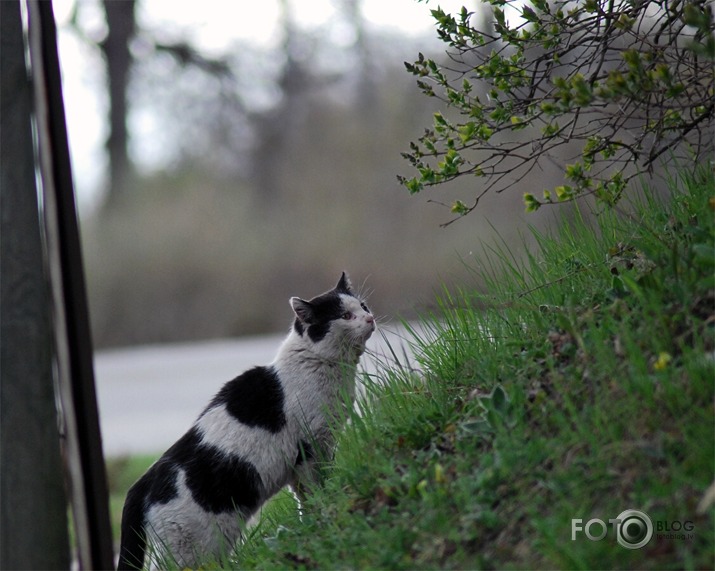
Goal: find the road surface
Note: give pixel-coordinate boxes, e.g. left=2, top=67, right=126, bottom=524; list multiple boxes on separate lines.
left=95, top=323, right=422, bottom=457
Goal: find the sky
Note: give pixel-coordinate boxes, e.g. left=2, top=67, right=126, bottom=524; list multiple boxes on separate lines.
left=52, top=0, right=476, bottom=210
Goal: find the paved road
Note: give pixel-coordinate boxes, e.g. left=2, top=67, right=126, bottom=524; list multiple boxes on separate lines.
left=95, top=323, right=421, bottom=457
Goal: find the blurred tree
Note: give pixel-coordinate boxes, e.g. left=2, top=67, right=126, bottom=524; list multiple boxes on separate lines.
left=249, top=0, right=313, bottom=205
left=101, top=0, right=136, bottom=205
left=340, top=0, right=378, bottom=114
left=73, top=0, right=239, bottom=206
left=79, top=2, right=509, bottom=348
left=249, top=0, right=389, bottom=205
left=82, top=28, right=453, bottom=348
left=400, top=0, right=715, bottom=222
left=70, top=0, right=384, bottom=207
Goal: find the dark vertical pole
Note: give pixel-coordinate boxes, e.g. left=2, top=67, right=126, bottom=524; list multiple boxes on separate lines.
left=27, top=1, right=114, bottom=568
left=0, top=1, right=71, bottom=569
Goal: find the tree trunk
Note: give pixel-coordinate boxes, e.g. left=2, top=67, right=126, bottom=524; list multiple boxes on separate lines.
left=250, top=0, right=309, bottom=207
left=101, top=0, right=136, bottom=206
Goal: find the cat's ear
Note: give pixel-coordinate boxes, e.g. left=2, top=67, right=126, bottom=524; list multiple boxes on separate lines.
left=335, top=272, right=353, bottom=294
left=290, top=297, right=314, bottom=324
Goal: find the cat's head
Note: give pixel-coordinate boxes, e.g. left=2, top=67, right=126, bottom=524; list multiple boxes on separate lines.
left=290, top=272, right=375, bottom=360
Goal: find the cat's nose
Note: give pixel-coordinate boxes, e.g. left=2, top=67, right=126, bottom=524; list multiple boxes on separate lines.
left=365, top=314, right=374, bottom=323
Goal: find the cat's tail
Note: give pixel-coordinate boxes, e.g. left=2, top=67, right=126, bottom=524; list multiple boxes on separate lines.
left=117, top=479, right=149, bottom=570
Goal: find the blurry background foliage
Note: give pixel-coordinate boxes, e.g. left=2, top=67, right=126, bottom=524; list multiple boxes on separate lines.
left=64, top=0, right=690, bottom=348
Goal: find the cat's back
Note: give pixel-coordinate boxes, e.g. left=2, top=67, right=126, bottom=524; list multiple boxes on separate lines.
left=137, top=365, right=296, bottom=513
left=191, top=365, right=301, bottom=497
left=203, top=365, right=288, bottom=433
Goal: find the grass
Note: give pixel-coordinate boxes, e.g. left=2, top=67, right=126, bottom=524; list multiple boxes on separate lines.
left=108, top=166, right=714, bottom=569
left=106, top=454, right=158, bottom=543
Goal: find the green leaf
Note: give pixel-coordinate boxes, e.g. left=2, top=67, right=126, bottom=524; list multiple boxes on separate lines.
left=542, top=122, right=560, bottom=137
left=459, top=419, right=494, bottom=435
left=521, top=5, right=539, bottom=22
left=451, top=200, right=470, bottom=215
left=565, top=163, right=584, bottom=181
left=555, top=185, right=575, bottom=201
left=404, top=177, right=423, bottom=194
left=524, top=192, right=541, bottom=212
left=683, top=3, right=711, bottom=29
left=418, top=166, right=436, bottom=183
left=433, top=112, right=447, bottom=126
left=477, top=124, right=494, bottom=140
left=493, top=7, right=506, bottom=27
left=458, top=122, right=477, bottom=143
left=491, top=384, right=509, bottom=411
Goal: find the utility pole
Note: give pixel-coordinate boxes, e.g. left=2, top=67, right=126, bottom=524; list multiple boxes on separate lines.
left=0, top=1, right=71, bottom=568
left=1, top=1, right=115, bottom=568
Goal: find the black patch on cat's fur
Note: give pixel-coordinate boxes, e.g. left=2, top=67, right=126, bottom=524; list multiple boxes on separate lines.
left=293, top=318, right=305, bottom=336
left=145, top=460, right=178, bottom=505
left=119, top=476, right=151, bottom=570
left=141, top=430, right=210, bottom=505
left=305, top=293, right=344, bottom=343
left=209, top=366, right=287, bottom=433
left=186, top=448, right=262, bottom=514
left=118, top=435, right=196, bottom=569
left=295, top=439, right=316, bottom=467
left=122, top=438, right=183, bottom=520
left=170, top=428, right=263, bottom=514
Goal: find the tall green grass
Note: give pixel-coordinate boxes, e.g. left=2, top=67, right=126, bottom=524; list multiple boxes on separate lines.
left=111, top=167, right=714, bottom=569
left=239, top=167, right=713, bottom=570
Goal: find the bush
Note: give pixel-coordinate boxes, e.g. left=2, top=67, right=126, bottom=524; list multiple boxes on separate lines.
left=400, top=0, right=714, bottom=221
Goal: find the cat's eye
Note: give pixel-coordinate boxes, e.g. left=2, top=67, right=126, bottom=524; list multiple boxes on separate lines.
left=341, top=311, right=353, bottom=320
left=360, top=303, right=370, bottom=313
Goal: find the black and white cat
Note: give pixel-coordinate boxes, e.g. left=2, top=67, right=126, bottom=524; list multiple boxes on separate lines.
left=117, top=273, right=375, bottom=570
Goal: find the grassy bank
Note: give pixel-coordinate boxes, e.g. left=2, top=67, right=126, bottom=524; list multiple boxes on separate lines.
left=108, top=167, right=714, bottom=569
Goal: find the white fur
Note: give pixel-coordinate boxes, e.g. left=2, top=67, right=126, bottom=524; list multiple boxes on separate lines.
left=145, top=470, right=243, bottom=567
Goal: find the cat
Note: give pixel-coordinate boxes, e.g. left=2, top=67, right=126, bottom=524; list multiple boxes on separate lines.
left=117, top=273, right=375, bottom=570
